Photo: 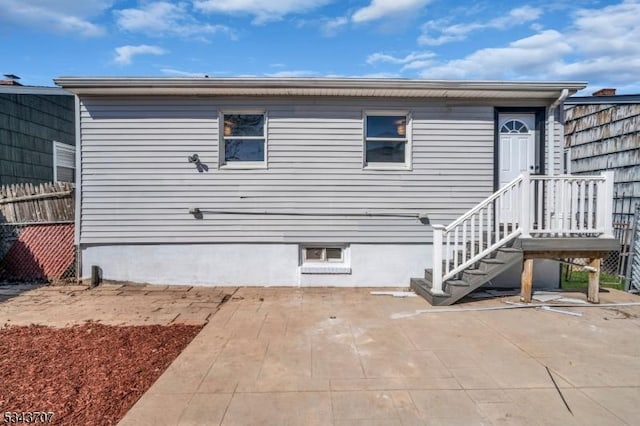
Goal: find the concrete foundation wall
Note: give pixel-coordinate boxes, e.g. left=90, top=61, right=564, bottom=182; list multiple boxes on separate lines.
left=81, top=243, right=431, bottom=287
left=299, top=244, right=431, bottom=287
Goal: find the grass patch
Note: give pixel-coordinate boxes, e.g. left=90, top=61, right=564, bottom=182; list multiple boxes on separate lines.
left=561, top=266, right=625, bottom=291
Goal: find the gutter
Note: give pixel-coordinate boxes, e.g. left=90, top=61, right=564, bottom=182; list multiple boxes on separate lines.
left=547, top=89, right=569, bottom=176
left=53, top=77, right=587, bottom=98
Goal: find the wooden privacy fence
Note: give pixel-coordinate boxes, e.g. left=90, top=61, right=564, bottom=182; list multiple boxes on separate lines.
left=0, top=182, right=74, bottom=223
left=0, top=182, right=76, bottom=283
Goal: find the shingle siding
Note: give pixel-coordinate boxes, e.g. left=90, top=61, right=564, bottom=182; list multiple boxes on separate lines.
left=79, top=96, right=557, bottom=244
left=565, top=102, right=640, bottom=206
left=0, top=93, right=75, bottom=184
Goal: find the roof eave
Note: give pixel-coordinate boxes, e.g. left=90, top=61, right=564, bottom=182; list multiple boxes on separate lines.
left=53, top=77, right=587, bottom=98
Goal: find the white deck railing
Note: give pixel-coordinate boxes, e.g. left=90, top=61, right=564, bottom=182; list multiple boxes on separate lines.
left=430, top=171, right=614, bottom=295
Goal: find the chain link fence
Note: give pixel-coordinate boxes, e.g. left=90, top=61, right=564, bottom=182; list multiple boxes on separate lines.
left=628, top=204, right=640, bottom=293
left=1, top=182, right=76, bottom=285
left=562, top=192, right=638, bottom=289
left=0, top=222, right=76, bottom=284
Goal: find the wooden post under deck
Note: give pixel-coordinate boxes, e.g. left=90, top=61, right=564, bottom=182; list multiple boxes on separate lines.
left=515, top=239, right=617, bottom=304
left=520, top=258, right=534, bottom=303
left=587, top=258, right=601, bottom=304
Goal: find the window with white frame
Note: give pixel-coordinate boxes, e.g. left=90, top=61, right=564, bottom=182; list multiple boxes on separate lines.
left=300, top=245, right=351, bottom=274
left=221, top=113, right=266, bottom=166
left=53, top=141, right=75, bottom=183
left=303, top=247, right=344, bottom=263
left=364, top=113, right=410, bottom=167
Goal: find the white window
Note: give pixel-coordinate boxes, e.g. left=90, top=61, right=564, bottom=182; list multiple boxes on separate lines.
left=53, top=141, right=75, bottom=182
left=220, top=112, right=266, bottom=167
left=303, top=247, right=344, bottom=262
left=301, top=246, right=351, bottom=274
left=364, top=112, right=411, bottom=169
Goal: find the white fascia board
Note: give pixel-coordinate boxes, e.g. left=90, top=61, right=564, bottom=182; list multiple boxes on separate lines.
left=53, top=77, right=588, bottom=99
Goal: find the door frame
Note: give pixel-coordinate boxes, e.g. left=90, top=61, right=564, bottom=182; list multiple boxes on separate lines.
left=493, top=107, right=546, bottom=191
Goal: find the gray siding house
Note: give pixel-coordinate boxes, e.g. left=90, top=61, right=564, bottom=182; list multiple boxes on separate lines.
left=0, top=81, right=75, bottom=185
left=57, top=77, right=608, bottom=291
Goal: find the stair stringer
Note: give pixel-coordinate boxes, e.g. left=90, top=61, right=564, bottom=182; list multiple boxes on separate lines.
left=410, top=247, right=523, bottom=306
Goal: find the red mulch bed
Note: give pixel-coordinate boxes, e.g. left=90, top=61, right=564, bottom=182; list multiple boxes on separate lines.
left=0, top=323, right=202, bottom=425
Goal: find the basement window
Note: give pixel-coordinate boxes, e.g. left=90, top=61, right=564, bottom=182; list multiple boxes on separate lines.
left=304, top=247, right=343, bottom=262
left=301, top=246, right=351, bottom=274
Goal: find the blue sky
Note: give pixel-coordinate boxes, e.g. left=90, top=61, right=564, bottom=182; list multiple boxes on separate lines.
left=1, top=0, right=639, bottom=94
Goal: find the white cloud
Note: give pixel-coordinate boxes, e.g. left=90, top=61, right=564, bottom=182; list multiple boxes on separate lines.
left=412, top=1, right=640, bottom=90
left=321, top=16, right=349, bottom=36
left=160, top=68, right=207, bottom=77
left=367, top=51, right=435, bottom=71
left=265, top=70, right=318, bottom=77
left=352, top=0, right=431, bottom=23
left=419, top=5, right=543, bottom=45
left=567, top=0, right=640, bottom=57
left=114, top=45, right=166, bottom=65
left=0, top=0, right=109, bottom=36
left=194, top=0, right=331, bottom=24
left=419, top=30, right=571, bottom=79
left=115, top=1, right=233, bottom=39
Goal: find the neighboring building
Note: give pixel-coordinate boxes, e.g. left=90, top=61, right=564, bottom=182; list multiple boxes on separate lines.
left=56, top=77, right=616, bottom=299
left=564, top=89, right=640, bottom=212
left=0, top=75, right=75, bottom=185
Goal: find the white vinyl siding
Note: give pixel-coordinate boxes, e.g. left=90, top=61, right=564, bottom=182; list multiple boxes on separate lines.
left=78, top=96, right=518, bottom=244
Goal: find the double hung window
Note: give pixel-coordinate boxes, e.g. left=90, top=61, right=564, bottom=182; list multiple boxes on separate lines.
left=364, top=113, right=410, bottom=168
left=221, top=113, right=266, bottom=166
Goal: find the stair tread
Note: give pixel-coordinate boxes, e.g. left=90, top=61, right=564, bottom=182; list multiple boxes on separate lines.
left=480, top=258, right=505, bottom=264
left=414, top=239, right=524, bottom=306
left=446, top=279, right=469, bottom=287
left=497, top=247, right=522, bottom=253
left=409, top=278, right=451, bottom=300
left=463, top=269, right=487, bottom=275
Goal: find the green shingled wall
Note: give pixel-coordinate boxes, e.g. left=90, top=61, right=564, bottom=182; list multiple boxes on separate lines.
left=0, top=93, right=75, bottom=185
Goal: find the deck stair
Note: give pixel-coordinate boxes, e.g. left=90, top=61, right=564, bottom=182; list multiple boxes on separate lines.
left=411, top=241, right=522, bottom=306
left=410, top=172, right=616, bottom=306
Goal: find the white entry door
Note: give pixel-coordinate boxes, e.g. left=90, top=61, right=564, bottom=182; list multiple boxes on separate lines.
left=498, top=114, right=536, bottom=223
left=499, top=114, right=536, bottom=186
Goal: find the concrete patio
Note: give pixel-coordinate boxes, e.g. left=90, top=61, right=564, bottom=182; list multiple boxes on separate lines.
left=116, top=287, right=640, bottom=425
left=1, top=283, right=638, bottom=424
left=0, top=283, right=230, bottom=326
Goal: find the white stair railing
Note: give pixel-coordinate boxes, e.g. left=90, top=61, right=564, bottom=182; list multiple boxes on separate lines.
left=529, top=172, right=614, bottom=237
left=430, top=171, right=615, bottom=296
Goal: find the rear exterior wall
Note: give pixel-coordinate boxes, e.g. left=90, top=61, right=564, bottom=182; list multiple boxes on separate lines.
left=78, top=95, right=558, bottom=286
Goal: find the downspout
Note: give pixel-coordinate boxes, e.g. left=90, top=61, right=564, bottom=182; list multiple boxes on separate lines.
left=547, top=89, right=569, bottom=176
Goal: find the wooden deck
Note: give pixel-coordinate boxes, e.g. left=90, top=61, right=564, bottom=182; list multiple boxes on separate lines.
left=516, top=237, right=620, bottom=304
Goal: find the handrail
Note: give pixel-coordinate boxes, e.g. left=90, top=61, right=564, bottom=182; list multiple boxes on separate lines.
left=445, top=174, right=523, bottom=232
left=530, top=174, right=605, bottom=180
left=429, top=171, right=615, bottom=296
left=442, top=229, right=521, bottom=282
